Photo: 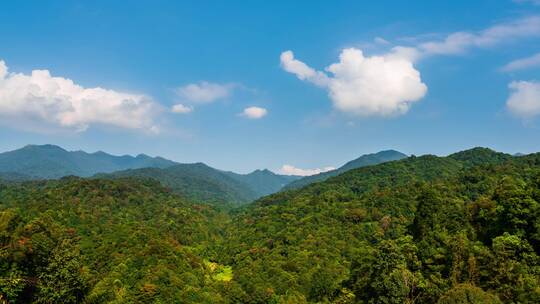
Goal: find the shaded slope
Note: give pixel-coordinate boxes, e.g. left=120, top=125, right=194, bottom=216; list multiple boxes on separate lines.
left=224, top=169, right=301, bottom=197
left=100, top=163, right=259, bottom=205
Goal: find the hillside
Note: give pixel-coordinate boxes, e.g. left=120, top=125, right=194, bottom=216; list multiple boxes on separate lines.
left=101, top=165, right=300, bottom=206
left=0, top=177, right=229, bottom=303
left=284, top=149, right=408, bottom=190
left=0, top=144, right=178, bottom=179
left=99, top=163, right=259, bottom=205
left=217, top=148, right=539, bottom=303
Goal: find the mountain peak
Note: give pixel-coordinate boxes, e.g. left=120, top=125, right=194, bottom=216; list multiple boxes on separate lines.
left=22, top=144, right=67, bottom=153
left=249, top=168, right=274, bottom=175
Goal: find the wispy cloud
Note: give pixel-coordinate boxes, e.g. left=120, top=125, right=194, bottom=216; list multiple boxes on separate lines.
left=501, top=52, right=540, bottom=72
left=171, top=103, right=193, bottom=114
left=417, top=16, right=540, bottom=57
left=175, top=81, right=236, bottom=104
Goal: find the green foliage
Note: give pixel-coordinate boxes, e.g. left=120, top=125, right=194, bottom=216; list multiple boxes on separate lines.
left=437, top=284, right=501, bottom=304
left=0, top=177, right=227, bottom=303
left=1, top=147, right=539, bottom=303
left=218, top=149, right=540, bottom=303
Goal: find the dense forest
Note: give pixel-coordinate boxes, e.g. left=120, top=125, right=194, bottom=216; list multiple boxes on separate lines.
left=1, top=148, right=539, bottom=303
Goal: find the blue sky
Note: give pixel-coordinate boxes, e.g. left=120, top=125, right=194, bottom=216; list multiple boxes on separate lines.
left=1, top=0, right=540, bottom=174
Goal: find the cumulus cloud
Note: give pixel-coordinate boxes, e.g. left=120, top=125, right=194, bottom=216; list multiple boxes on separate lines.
left=175, top=81, right=235, bottom=103
left=0, top=60, right=160, bottom=133
left=418, top=16, right=540, bottom=56
left=501, top=52, right=540, bottom=72
left=280, top=48, right=427, bottom=117
left=171, top=103, right=193, bottom=114
left=279, top=164, right=335, bottom=176
left=506, top=80, right=540, bottom=119
left=240, top=106, right=267, bottom=119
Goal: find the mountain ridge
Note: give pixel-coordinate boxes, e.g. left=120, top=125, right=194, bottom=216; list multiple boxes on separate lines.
left=0, top=144, right=178, bottom=179
left=284, top=149, right=408, bottom=190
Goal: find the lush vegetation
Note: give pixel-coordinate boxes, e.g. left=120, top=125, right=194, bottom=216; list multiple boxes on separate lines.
left=0, top=177, right=229, bottom=303
left=1, top=148, right=539, bottom=303
left=284, top=150, right=407, bottom=190
left=217, top=148, right=539, bottom=303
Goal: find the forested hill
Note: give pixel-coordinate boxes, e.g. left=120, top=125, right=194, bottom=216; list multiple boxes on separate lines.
left=0, top=144, right=177, bottom=179
left=99, top=164, right=300, bottom=206
left=98, top=163, right=260, bottom=206
left=218, top=147, right=539, bottom=303
left=284, top=149, right=408, bottom=190
left=0, top=177, right=230, bottom=303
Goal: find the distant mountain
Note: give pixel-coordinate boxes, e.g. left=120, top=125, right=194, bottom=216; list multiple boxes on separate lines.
left=0, top=144, right=300, bottom=204
left=284, top=149, right=408, bottom=190
left=101, top=165, right=300, bottom=205
left=0, top=144, right=178, bottom=179
left=224, top=169, right=301, bottom=197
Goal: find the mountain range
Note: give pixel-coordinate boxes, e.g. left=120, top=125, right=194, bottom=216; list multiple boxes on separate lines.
left=0, top=144, right=409, bottom=205
left=0, top=144, right=177, bottom=179
left=0, top=145, right=303, bottom=204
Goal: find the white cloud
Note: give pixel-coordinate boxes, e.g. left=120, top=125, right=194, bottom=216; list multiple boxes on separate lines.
left=175, top=81, right=235, bottom=103
left=279, top=164, right=335, bottom=176
left=280, top=51, right=330, bottom=87
left=240, top=106, right=267, bottom=119
left=418, top=16, right=540, bottom=56
left=374, top=37, right=391, bottom=45
left=171, top=103, right=193, bottom=114
left=501, top=52, right=540, bottom=72
left=280, top=48, right=427, bottom=117
left=506, top=80, right=540, bottom=119
left=0, top=60, right=160, bottom=133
